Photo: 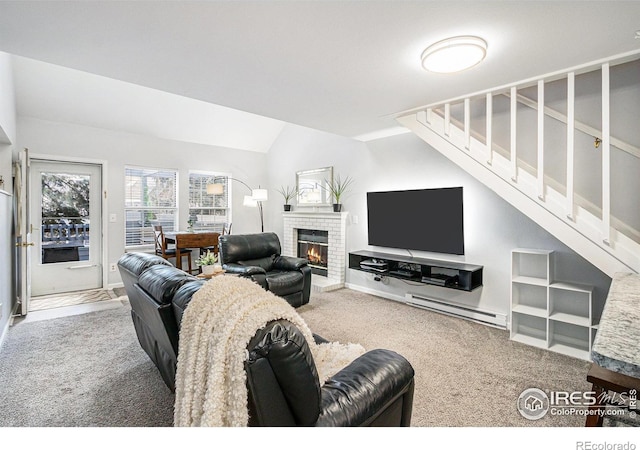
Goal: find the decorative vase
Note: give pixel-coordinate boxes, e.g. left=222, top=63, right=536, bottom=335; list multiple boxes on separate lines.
left=202, top=265, right=215, bottom=276
left=333, top=203, right=342, bottom=212
left=284, top=204, right=292, bottom=211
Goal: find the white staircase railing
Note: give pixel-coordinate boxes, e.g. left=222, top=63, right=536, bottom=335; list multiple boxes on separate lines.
left=396, top=49, right=640, bottom=277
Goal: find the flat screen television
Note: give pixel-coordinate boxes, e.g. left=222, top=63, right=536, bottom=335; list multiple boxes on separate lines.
left=367, top=187, right=465, bottom=255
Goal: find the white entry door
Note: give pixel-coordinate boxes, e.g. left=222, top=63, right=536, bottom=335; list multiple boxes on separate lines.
left=29, top=160, right=103, bottom=296
left=15, top=150, right=32, bottom=315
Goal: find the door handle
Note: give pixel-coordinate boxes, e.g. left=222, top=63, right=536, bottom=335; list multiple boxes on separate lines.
left=15, top=242, right=35, bottom=247
left=67, top=265, right=97, bottom=270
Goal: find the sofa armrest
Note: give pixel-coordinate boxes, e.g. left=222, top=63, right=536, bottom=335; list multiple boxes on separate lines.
left=223, top=263, right=268, bottom=289
left=315, top=349, right=415, bottom=427
left=172, top=279, right=207, bottom=327
left=223, top=262, right=266, bottom=276
left=273, top=255, right=309, bottom=271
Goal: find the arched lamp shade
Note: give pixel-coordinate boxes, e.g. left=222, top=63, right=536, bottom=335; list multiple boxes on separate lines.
left=206, top=183, right=224, bottom=195
left=243, top=195, right=257, bottom=207
left=251, top=189, right=268, bottom=202
left=207, top=182, right=268, bottom=203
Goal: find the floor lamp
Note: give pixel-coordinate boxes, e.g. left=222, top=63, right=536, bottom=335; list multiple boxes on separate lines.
left=207, top=178, right=268, bottom=232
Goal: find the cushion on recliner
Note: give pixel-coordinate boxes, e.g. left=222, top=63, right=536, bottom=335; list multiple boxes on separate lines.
left=219, top=232, right=281, bottom=265
left=138, top=265, right=198, bottom=305
left=266, top=271, right=304, bottom=297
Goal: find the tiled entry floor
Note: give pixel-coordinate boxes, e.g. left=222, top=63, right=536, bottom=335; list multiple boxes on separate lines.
left=29, top=288, right=118, bottom=312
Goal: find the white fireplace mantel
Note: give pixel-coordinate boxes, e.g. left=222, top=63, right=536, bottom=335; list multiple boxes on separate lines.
left=282, top=211, right=348, bottom=292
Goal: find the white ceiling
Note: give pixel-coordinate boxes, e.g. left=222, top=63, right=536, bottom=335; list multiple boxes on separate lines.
left=1, top=0, right=640, bottom=143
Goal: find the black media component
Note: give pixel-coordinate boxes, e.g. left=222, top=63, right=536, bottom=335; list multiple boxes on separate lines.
left=367, top=187, right=464, bottom=255
left=348, top=250, right=482, bottom=292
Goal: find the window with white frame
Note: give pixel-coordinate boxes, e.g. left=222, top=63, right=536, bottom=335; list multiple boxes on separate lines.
left=124, top=166, right=178, bottom=247
left=188, top=171, right=231, bottom=233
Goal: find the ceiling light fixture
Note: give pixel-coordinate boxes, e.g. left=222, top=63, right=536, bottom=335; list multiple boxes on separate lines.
left=421, top=36, right=487, bottom=74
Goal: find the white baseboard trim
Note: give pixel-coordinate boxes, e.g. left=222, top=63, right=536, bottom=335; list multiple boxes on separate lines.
left=0, top=316, right=10, bottom=352
left=0, top=302, right=20, bottom=353
left=344, top=282, right=507, bottom=329
left=406, top=292, right=507, bottom=329
left=107, top=282, right=124, bottom=290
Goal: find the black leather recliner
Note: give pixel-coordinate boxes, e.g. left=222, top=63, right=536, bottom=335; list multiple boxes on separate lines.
left=218, top=232, right=311, bottom=307
left=243, top=319, right=414, bottom=426
left=118, top=252, right=203, bottom=389
left=117, top=252, right=415, bottom=426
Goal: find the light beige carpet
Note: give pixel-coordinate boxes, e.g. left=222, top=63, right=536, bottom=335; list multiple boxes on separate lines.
left=297, top=288, right=593, bottom=427
left=29, top=289, right=117, bottom=312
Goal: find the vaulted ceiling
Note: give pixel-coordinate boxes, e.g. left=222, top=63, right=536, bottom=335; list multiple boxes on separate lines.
left=1, top=1, right=639, bottom=144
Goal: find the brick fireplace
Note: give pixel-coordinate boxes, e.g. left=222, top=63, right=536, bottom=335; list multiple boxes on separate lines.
left=282, top=211, right=348, bottom=292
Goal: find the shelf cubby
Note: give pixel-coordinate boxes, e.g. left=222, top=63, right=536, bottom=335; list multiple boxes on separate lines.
left=549, top=283, right=593, bottom=327
left=511, top=248, right=552, bottom=283
left=511, top=312, right=547, bottom=348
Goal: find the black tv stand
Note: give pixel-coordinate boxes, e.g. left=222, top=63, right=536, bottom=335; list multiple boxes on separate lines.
left=348, top=250, right=482, bottom=291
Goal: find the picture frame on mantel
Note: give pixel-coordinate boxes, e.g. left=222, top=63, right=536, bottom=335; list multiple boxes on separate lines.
left=296, top=166, right=333, bottom=207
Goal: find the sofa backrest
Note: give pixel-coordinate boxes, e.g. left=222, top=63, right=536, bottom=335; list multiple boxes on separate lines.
left=138, top=265, right=198, bottom=305
left=117, top=252, right=171, bottom=296
left=219, top=232, right=281, bottom=266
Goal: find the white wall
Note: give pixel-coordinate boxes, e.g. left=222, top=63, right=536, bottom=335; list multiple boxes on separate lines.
left=267, top=125, right=612, bottom=319
left=0, top=52, right=15, bottom=346
left=0, top=51, right=16, bottom=195
left=0, top=52, right=16, bottom=145
left=17, top=116, right=268, bottom=287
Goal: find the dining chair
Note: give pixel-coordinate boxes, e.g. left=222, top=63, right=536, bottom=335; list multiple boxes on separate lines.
left=199, top=232, right=220, bottom=257
left=153, top=225, right=193, bottom=274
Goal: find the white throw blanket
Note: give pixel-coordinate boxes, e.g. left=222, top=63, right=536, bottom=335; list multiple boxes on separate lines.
left=173, top=275, right=365, bottom=427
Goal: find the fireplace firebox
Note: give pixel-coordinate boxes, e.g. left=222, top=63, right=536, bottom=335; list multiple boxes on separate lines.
left=297, top=229, right=329, bottom=277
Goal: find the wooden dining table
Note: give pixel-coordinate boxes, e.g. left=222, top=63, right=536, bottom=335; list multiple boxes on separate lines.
left=163, top=230, right=220, bottom=271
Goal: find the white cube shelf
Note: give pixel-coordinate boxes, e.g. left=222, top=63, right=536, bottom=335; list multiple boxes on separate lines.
left=510, top=249, right=596, bottom=360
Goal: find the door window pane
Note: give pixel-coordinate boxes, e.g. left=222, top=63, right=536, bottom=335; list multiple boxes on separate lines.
left=41, top=172, right=90, bottom=264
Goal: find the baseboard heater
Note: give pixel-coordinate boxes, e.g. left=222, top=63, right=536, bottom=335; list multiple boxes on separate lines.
left=405, top=293, right=507, bottom=329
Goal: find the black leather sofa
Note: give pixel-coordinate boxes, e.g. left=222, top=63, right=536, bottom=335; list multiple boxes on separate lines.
left=218, top=232, right=311, bottom=307
left=117, top=252, right=415, bottom=426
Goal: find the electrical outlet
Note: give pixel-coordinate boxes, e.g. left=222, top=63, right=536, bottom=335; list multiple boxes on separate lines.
left=109, top=263, right=117, bottom=272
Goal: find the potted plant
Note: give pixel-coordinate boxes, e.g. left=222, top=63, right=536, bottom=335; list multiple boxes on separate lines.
left=326, top=174, right=354, bottom=212
left=277, top=185, right=298, bottom=211
left=195, top=250, right=220, bottom=276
